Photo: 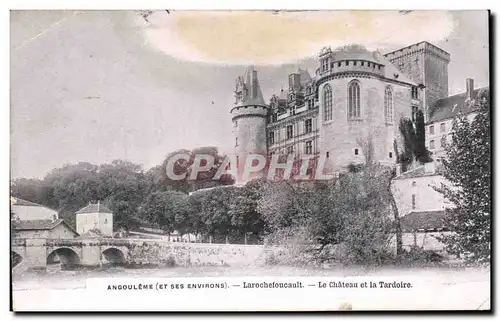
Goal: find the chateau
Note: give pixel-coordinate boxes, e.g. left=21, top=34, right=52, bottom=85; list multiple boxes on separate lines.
left=230, top=41, right=453, bottom=178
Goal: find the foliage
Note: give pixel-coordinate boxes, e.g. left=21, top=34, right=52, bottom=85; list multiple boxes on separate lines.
left=435, top=95, right=491, bottom=263
left=414, top=110, right=432, bottom=163
left=228, top=179, right=266, bottom=243
left=139, top=191, right=190, bottom=234
left=258, top=167, right=396, bottom=265
left=398, top=110, right=431, bottom=170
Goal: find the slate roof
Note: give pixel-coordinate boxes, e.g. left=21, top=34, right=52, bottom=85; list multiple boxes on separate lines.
left=236, top=65, right=266, bottom=107
left=75, top=202, right=112, bottom=214
left=428, top=87, right=489, bottom=124
left=400, top=211, right=448, bottom=232
left=330, top=44, right=417, bottom=86
left=12, top=218, right=79, bottom=235
left=298, top=68, right=313, bottom=85
left=11, top=197, right=44, bottom=207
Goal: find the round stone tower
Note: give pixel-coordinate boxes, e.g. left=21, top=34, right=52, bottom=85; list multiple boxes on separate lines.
left=230, top=66, right=269, bottom=182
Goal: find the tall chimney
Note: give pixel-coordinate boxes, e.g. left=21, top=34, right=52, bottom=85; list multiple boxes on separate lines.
left=466, top=78, right=474, bottom=100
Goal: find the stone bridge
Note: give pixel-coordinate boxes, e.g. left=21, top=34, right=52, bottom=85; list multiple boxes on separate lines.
left=11, top=238, right=275, bottom=270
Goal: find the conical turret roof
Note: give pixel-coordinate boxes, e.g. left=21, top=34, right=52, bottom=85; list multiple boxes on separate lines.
left=236, top=65, right=266, bottom=107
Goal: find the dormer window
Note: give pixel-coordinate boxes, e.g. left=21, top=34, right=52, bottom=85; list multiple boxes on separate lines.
left=321, top=58, right=329, bottom=72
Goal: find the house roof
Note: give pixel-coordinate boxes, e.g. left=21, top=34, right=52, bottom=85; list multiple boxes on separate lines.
left=75, top=202, right=112, bottom=214
left=393, top=164, right=445, bottom=180
left=12, top=218, right=79, bottom=235
left=11, top=197, right=58, bottom=220
left=298, top=68, right=313, bottom=86
left=11, top=197, right=46, bottom=208
left=428, top=87, right=489, bottom=124
left=400, top=211, right=448, bottom=232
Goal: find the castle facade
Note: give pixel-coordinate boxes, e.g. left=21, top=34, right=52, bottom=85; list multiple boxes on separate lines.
left=230, top=42, right=451, bottom=180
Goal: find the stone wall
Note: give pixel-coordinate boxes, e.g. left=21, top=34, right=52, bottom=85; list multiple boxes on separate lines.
left=128, top=241, right=273, bottom=267
left=317, top=76, right=411, bottom=171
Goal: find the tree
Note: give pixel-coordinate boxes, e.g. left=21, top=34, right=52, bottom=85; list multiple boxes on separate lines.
left=228, top=179, right=266, bottom=244
left=12, top=160, right=149, bottom=231
left=435, top=97, right=491, bottom=263
left=140, top=191, right=190, bottom=236
left=158, top=147, right=235, bottom=194
left=398, top=118, right=416, bottom=171
left=414, top=110, right=432, bottom=163
left=194, top=185, right=236, bottom=243
left=98, top=160, right=147, bottom=230
left=398, top=111, right=432, bottom=171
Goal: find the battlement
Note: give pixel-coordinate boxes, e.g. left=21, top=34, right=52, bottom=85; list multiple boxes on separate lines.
left=384, top=41, right=450, bottom=63
left=317, top=59, right=385, bottom=78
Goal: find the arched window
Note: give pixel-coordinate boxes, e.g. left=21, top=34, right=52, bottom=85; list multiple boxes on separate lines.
left=323, top=84, right=333, bottom=122
left=348, top=80, right=361, bottom=119
left=384, top=86, right=394, bottom=123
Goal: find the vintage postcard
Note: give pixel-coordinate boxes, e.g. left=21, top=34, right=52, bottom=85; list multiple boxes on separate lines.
left=10, top=10, right=491, bottom=312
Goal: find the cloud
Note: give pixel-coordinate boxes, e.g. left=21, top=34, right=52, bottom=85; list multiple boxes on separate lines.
left=142, top=10, right=455, bottom=65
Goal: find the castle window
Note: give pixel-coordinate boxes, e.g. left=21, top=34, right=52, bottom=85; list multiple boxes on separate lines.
left=323, top=84, right=333, bottom=122
left=348, top=80, right=361, bottom=119
left=389, top=152, right=393, bottom=158
left=287, top=146, right=294, bottom=155
left=429, top=140, right=435, bottom=150
left=286, top=125, right=293, bottom=140
left=412, top=106, right=418, bottom=122
left=305, top=141, right=313, bottom=154
left=412, top=86, right=419, bottom=99
left=268, top=131, right=275, bottom=145
left=429, top=125, right=435, bottom=135
left=326, top=151, right=330, bottom=158
left=361, top=61, right=364, bottom=66
left=337, top=62, right=341, bottom=67
left=353, top=61, right=357, bottom=66
left=384, top=86, right=394, bottom=123
left=346, top=61, right=350, bottom=66
left=367, top=62, right=371, bottom=67
left=354, top=148, right=359, bottom=155
left=440, top=123, right=446, bottom=133
left=305, top=119, right=312, bottom=134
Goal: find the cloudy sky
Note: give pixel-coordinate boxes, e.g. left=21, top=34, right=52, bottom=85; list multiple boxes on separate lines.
left=10, top=10, right=489, bottom=179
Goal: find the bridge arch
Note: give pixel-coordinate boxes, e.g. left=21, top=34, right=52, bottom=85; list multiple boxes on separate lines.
left=11, top=251, right=23, bottom=268
left=47, top=247, right=81, bottom=268
left=102, top=247, right=126, bottom=266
